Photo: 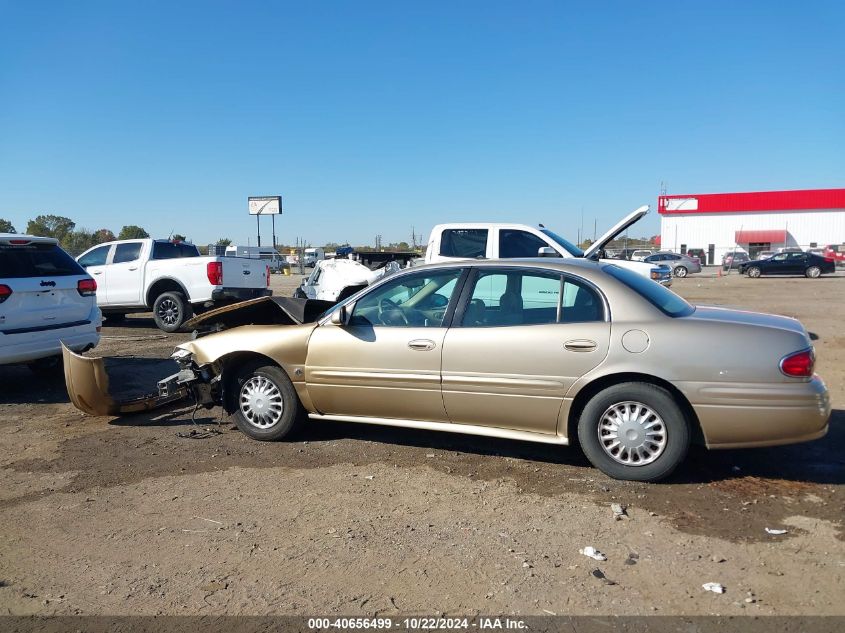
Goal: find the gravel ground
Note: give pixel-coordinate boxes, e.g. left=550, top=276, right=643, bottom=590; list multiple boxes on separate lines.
left=0, top=269, right=842, bottom=616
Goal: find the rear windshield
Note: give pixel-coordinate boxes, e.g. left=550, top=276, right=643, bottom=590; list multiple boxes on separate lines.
left=0, top=242, right=86, bottom=278
left=604, top=264, right=695, bottom=317
left=152, top=242, right=200, bottom=259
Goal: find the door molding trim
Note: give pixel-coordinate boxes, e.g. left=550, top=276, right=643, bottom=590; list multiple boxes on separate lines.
left=307, top=413, right=569, bottom=445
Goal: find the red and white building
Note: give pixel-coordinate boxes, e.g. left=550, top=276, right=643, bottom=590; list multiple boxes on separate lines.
left=658, top=188, right=845, bottom=264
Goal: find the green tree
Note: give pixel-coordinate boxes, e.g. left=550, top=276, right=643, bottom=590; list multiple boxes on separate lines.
left=118, top=225, right=149, bottom=240
left=94, top=228, right=116, bottom=244
left=61, top=229, right=97, bottom=255
left=172, top=233, right=187, bottom=242
left=0, top=218, right=16, bottom=233
left=26, top=214, right=75, bottom=242
left=216, top=237, right=232, bottom=247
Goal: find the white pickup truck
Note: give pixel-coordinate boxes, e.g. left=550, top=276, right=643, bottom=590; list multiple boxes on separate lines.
left=76, top=239, right=271, bottom=332
left=424, top=206, right=671, bottom=285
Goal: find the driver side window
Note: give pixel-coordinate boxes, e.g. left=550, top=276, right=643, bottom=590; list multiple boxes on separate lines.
left=350, top=269, right=464, bottom=327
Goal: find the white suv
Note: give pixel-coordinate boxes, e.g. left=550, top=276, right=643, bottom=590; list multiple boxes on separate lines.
left=0, top=234, right=101, bottom=373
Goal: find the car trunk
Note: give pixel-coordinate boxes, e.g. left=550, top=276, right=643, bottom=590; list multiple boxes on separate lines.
left=2, top=275, right=91, bottom=332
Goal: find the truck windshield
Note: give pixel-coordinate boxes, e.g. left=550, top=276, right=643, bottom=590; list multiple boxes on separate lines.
left=539, top=229, right=584, bottom=257
left=604, top=265, right=695, bottom=317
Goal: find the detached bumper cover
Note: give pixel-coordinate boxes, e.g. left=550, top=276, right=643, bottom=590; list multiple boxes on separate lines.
left=62, top=345, right=187, bottom=416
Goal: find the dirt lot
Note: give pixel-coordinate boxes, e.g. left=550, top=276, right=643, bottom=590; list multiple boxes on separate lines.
left=1, top=270, right=843, bottom=616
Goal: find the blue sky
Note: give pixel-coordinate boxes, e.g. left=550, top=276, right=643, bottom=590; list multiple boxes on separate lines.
left=1, top=1, right=842, bottom=247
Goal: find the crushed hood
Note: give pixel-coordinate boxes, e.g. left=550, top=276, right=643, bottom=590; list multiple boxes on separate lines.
left=583, top=205, right=650, bottom=259
left=183, top=296, right=336, bottom=331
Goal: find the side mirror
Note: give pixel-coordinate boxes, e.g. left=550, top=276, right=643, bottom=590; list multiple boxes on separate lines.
left=330, top=302, right=354, bottom=326
left=537, top=246, right=558, bottom=257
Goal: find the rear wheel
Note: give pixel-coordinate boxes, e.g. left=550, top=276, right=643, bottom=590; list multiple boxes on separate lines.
left=746, top=266, right=761, bottom=278
left=577, top=382, right=690, bottom=482
left=152, top=291, right=192, bottom=332
left=673, top=266, right=688, bottom=278
left=227, top=361, right=303, bottom=441
left=805, top=266, right=821, bottom=278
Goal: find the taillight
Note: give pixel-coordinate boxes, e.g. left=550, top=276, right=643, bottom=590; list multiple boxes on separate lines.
left=824, top=256, right=835, bottom=263
left=266, top=265, right=271, bottom=287
left=77, top=278, right=97, bottom=296
left=0, top=284, right=12, bottom=303
left=206, top=261, right=223, bottom=286
left=780, top=349, right=815, bottom=377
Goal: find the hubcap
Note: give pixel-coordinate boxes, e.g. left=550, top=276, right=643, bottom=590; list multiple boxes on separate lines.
left=156, top=298, right=180, bottom=325
left=597, top=401, right=667, bottom=466
left=808, top=267, right=820, bottom=278
left=749, top=268, right=760, bottom=277
left=239, top=375, right=284, bottom=429
left=675, top=267, right=687, bottom=278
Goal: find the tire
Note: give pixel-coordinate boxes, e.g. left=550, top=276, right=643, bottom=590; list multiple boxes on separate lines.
left=746, top=266, right=761, bottom=278
left=673, top=266, right=688, bottom=278
left=27, top=355, right=63, bottom=377
left=577, top=382, right=690, bottom=482
left=805, top=266, right=821, bottom=279
left=226, top=361, right=303, bottom=441
left=152, top=291, right=192, bottom=333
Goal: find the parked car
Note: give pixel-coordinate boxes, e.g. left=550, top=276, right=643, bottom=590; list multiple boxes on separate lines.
left=757, top=250, right=776, bottom=259
left=686, top=248, right=707, bottom=265
left=722, top=251, right=750, bottom=267
left=630, top=249, right=655, bottom=261
left=0, top=234, right=101, bottom=374
left=644, top=251, right=702, bottom=278
left=76, top=239, right=271, bottom=332
left=425, top=205, right=672, bottom=285
left=739, top=251, right=836, bottom=278
left=64, top=259, right=830, bottom=483
left=823, top=244, right=845, bottom=266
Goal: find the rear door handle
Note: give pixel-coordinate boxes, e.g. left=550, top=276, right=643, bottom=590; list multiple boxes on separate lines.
left=128, top=266, right=138, bottom=271
left=564, top=339, right=597, bottom=352
left=408, top=339, right=436, bottom=351
left=92, top=271, right=103, bottom=275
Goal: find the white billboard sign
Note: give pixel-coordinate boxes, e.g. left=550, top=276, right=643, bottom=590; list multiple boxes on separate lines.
left=665, top=197, right=699, bottom=211
left=248, top=196, right=282, bottom=215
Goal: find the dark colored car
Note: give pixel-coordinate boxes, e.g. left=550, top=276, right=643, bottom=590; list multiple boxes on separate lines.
left=723, top=251, right=750, bottom=267
left=738, top=251, right=836, bottom=279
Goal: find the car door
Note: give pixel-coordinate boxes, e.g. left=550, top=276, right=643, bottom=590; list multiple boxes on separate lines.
left=76, top=244, right=113, bottom=305
left=441, top=267, right=610, bottom=434
left=105, top=241, right=145, bottom=305
left=497, top=228, right=560, bottom=258
left=785, top=252, right=807, bottom=274
left=765, top=253, right=790, bottom=274
left=305, top=267, right=467, bottom=421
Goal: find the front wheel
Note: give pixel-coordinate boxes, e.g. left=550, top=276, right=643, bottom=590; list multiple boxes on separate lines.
left=746, top=266, right=761, bottom=278
left=577, top=382, right=690, bottom=482
left=227, top=361, right=303, bottom=441
left=805, top=266, right=821, bottom=278
left=673, top=266, right=688, bottom=278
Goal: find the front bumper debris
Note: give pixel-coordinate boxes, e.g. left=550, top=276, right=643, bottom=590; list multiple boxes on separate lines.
left=62, top=344, right=218, bottom=416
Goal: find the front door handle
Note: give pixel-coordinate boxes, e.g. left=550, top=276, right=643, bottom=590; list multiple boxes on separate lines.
left=92, top=271, right=103, bottom=275
left=128, top=266, right=138, bottom=271
left=564, top=339, right=597, bottom=352
left=408, top=339, right=436, bottom=351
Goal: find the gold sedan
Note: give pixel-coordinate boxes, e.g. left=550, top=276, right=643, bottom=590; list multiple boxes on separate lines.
left=64, top=259, right=830, bottom=482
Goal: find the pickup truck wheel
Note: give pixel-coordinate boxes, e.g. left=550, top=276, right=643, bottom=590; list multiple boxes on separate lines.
left=577, top=382, right=690, bottom=482
left=227, top=361, right=302, bottom=441
left=152, top=291, right=192, bottom=333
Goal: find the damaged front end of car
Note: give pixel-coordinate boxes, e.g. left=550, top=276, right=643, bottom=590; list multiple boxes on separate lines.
left=62, top=343, right=222, bottom=416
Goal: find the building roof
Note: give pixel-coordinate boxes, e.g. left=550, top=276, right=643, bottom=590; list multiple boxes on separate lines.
left=735, top=229, right=788, bottom=244
left=658, top=188, right=845, bottom=215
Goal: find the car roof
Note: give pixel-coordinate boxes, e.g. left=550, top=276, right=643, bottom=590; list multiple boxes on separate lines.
left=0, top=233, right=59, bottom=246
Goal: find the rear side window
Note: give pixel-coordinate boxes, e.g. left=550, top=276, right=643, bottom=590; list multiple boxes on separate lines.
left=499, top=229, right=553, bottom=258
left=0, top=243, right=86, bottom=278
left=114, top=242, right=142, bottom=263
left=605, top=265, right=694, bottom=317
left=439, top=229, right=487, bottom=258
left=152, top=242, right=200, bottom=259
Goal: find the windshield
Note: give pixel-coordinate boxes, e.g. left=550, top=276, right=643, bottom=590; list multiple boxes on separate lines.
left=604, top=264, right=695, bottom=317
left=539, top=229, right=584, bottom=257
